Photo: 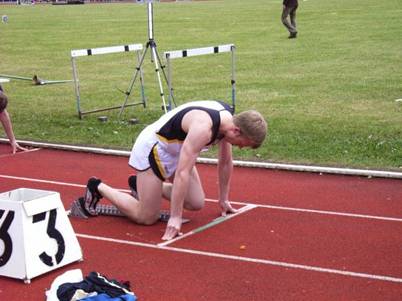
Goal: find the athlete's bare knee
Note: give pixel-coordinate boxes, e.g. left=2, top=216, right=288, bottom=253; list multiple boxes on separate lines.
left=132, top=212, right=159, bottom=225
left=185, top=198, right=204, bottom=211
left=137, top=218, right=157, bottom=226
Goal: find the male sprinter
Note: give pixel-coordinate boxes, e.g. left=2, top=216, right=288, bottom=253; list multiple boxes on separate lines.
left=76, top=100, right=267, bottom=240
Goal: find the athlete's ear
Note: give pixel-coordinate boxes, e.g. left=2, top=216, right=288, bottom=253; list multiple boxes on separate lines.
left=233, top=126, right=242, bottom=136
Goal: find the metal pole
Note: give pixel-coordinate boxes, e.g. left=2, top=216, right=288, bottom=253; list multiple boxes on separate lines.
left=71, top=57, right=82, bottom=119
left=150, top=42, right=168, bottom=113
left=137, top=50, right=147, bottom=107
left=0, top=74, right=32, bottom=81
left=231, top=45, right=236, bottom=112
left=118, top=45, right=149, bottom=118
left=167, top=54, right=173, bottom=110
left=121, top=1, right=170, bottom=116
left=147, top=2, right=154, bottom=41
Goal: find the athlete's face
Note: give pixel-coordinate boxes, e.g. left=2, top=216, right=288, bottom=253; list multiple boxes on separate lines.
left=224, top=128, right=255, bottom=149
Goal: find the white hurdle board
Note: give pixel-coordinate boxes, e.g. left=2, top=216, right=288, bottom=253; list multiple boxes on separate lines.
left=163, top=44, right=236, bottom=110
left=71, top=44, right=143, bottom=58
left=164, top=44, right=234, bottom=59
left=0, top=188, right=82, bottom=283
left=71, top=43, right=145, bottom=119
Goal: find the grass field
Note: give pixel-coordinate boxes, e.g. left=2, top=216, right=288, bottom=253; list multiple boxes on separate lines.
left=0, top=0, right=401, bottom=170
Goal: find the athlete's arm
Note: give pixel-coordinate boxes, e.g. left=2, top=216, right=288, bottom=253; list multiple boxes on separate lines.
left=0, top=110, right=28, bottom=154
left=217, top=139, right=237, bottom=216
left=162, top=111, right=212, bottom=240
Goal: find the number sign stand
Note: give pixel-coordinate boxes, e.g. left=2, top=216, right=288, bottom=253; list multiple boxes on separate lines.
left=0, top=188, right=83, bottom=283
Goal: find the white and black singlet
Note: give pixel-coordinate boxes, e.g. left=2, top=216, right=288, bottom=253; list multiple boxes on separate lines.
left=129, top=100, right=234, bottom=181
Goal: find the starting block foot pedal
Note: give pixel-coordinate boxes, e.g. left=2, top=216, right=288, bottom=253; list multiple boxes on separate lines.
left=69, top=198, right=89, bottom=219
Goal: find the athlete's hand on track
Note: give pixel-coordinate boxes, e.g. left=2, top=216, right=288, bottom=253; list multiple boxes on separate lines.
left=162, top=216, right=183, bottom=241
left=219, top=200, right=238, bottom=217
left=11, top=142, right=28, bottom=154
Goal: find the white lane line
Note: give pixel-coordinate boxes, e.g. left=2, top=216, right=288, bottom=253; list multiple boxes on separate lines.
left=76, top=233, right=402, bottom=284
left=0, top=148, right=41, bottom=158
left=20, top=147, right=41, bottom=154
left=206, top=198, right=402, bottom=223
left=1, top=174, right=401, bottom=223
left=0, top=174, right=86, bottom=188
left=158, top=204, right=257, bottom=247
left=242, top=202, right=402, bottom=223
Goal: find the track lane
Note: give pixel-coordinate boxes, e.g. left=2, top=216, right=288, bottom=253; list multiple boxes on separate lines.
left=1, top=146, right=402, bottom=300
left=1, top=147, right=401, bottom=218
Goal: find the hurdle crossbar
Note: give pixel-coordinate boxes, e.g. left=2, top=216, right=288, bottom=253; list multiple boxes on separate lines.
left=71, top=43, right=146, bottom=119
left=71, top=44, right=143, bottom=58
left=163, top=44, right=236, bottom=111
left=164, top=44, right=234, bottom=60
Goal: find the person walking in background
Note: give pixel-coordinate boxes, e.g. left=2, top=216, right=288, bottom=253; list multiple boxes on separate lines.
left=282, top=0, right=299, bottom=39
left=0, top=85, right=28, bottom=154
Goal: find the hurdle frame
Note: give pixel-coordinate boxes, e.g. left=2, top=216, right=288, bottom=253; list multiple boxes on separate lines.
left=71, top=43, right=146, bottom=119
left=164, top=44, right=236, bottom=111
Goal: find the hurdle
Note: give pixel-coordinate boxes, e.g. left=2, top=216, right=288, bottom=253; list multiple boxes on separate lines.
left=164, top=44, right=236, bottom=111
left=71, top=43, right=145, bottom=119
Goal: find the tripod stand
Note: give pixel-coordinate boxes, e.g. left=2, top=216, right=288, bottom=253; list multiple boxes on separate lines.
left=119, top=2, right=174, bottom=118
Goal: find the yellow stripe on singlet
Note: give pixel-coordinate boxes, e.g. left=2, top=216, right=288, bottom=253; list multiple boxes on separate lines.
left=152, top=144, right=166, bottom=179
left=156, top=134, right=184, bottom=145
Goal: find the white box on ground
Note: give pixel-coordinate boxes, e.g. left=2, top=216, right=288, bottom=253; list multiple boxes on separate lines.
left=0, top=188, right=82, bottom=283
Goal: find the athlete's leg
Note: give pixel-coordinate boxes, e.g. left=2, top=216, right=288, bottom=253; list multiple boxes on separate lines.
left=162, top=167, right=205, bottom=211
left=98, top=168, right=163, bottom=225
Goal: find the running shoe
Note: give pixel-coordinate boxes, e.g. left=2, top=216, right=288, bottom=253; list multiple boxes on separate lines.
left=84, top=177, right=102, bottom=216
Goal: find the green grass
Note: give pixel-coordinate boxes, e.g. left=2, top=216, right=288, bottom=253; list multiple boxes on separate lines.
left=0, top=0, right=401, bottom=170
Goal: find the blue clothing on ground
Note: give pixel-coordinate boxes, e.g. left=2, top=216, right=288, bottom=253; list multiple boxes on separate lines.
left=80, top=293, right=137, bottom=301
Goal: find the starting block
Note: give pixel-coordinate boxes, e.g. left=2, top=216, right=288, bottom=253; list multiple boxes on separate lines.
left=95, top=205, right=191, bottom=224
left=0, top=188, right=83, bottom=283
left=69, top=198, right=190, bottom=223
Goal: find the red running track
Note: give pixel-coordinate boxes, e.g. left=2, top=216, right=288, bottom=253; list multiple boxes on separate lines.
left=0, top=144, right=401, bottom=300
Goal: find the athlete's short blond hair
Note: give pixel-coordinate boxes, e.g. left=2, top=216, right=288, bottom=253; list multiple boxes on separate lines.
left=233, top=110, right=267, bottom=148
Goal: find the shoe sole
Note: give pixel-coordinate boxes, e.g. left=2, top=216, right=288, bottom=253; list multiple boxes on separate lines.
left=84, top=188, right=100, bottom=216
